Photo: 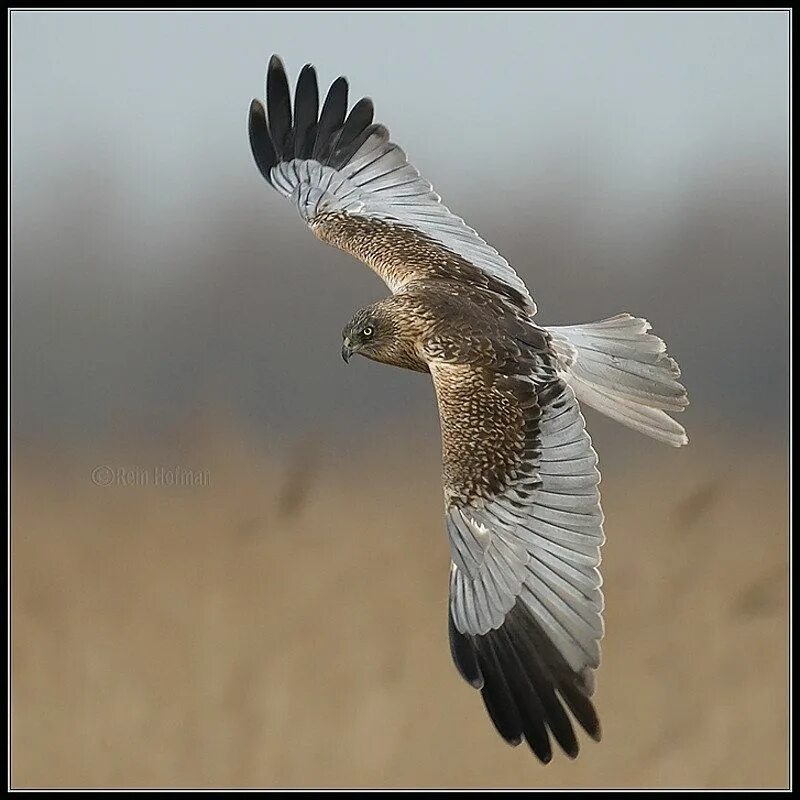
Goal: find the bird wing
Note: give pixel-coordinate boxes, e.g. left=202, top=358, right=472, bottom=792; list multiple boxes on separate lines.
left=249, top=56, right=536, bottom=313
left=427, top=349, right=604, bottom=762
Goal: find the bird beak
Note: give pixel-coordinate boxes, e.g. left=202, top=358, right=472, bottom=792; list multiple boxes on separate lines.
left=341, top=338, right=353, bottom=363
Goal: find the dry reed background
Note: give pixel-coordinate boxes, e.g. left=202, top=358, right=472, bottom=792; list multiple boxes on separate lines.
left=12, top=428, right=787, bottom=788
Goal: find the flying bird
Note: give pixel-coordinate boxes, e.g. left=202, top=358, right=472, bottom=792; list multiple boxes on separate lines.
left=248, top=56, right=689, bottom=763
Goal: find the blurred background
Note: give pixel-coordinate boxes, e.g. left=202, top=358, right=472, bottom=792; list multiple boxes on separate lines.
left=11, top=10, right=788, bottom=789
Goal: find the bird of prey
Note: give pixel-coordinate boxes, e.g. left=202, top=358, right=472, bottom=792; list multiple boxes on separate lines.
left=248, top=56, right=689, bottom=763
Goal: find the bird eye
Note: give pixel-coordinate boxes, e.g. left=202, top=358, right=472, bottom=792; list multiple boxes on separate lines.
left=362, top=326, right=374, bottom=337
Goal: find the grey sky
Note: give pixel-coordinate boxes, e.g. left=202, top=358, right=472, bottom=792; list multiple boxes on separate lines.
left=13, top=12, right=787, bottom=247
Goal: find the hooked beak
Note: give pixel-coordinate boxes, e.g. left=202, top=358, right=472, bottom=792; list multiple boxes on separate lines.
left=341, top=338, right=354, bottom=363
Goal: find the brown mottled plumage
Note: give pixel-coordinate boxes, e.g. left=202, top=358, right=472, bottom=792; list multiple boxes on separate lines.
left=249, top=56, right=689, bottom=764
left=342, top=282, right=555, bottom=504
left=316, top=213, right=532, bottom=310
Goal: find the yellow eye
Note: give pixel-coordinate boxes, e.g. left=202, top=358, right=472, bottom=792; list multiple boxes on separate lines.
left=362, top=326, right=374, bottom=337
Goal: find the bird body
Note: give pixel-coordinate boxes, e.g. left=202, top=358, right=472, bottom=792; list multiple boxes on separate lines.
left=249, top=56, right=689, bottom=763
left=343, top=280, right=552, bottom=374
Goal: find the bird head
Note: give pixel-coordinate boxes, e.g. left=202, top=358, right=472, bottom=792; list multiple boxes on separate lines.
left=341, top=306, right=389, bottom=363
left=341, top=299, right=429, bottom=372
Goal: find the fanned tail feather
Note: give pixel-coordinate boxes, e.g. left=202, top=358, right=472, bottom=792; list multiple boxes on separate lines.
left=546, top=314, right=689, bottom=447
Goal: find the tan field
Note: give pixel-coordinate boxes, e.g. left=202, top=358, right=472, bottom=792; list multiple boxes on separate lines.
left=11, top=428, right=788, bottom=789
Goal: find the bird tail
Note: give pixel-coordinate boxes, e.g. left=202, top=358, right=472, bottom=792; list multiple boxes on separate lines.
left=545, top=314, right=689, bottom=447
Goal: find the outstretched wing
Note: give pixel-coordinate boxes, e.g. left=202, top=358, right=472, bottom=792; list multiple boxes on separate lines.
left=249, top=56, right=536, bottom=313
left=428, top=353, right=604, bottom=762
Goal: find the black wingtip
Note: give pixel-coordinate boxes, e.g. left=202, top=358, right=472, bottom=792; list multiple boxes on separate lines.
left=248, top=98, right=277, bottom=182
left=297, top=63, right=317, bottom=86
left=327, top=96, right=375, bottom=169
left=267, top=54, right=292, bottom=158
left=330, top=75, right=349, bottom=96
left=313, top=76, right=349, bottom=162
left=253, top=58, right=381, bottom=176
left=293, top=63, right=320, bottom=160
left=449, top=609, right=484, bottom=689
left=448, top=599, right=601, bottom=763
left=249, top=97, right=264, bottom=122
left=510, top=603, right=602, bottom=746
